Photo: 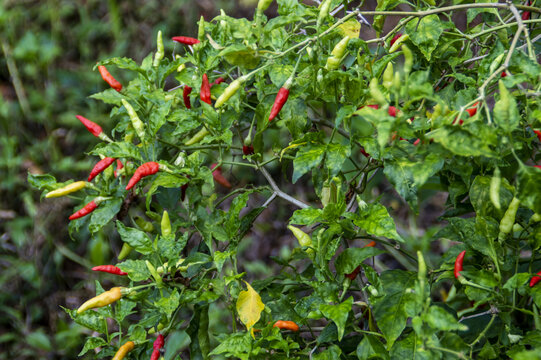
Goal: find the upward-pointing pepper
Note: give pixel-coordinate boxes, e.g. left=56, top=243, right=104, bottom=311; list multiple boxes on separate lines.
left=268, top=76, right=293, bottom=122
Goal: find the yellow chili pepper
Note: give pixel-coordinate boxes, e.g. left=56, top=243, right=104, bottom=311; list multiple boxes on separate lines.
left=45, top=181, right=87, bottom=198
left=153, top=30, right=164, bottom=67
left=77, top=287, right=123, bottom=314
left=287, top=225, right=315, bottom=256
left=185, top=127, right=210, bottom=146
left=112, top=341, right=134, bottom=360
left=215, top=76, right=246, bottom=108
left=121, top=99, right=146, bottom=142
left=161, top=210, right=172, bottom=236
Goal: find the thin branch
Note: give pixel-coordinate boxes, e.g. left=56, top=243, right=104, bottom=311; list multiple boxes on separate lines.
left=259, top=166, right=310, bottom=209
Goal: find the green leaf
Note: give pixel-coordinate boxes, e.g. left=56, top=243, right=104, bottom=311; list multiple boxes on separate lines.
left=383, top=150, right=444, bottom=211
left=209, top=332, right=252, bottom=360
left=493, top=81, right=519, bottom=133
left=187, top=304, right=211, bottom=360
left=319, top=297, right=353, bottom=341
left=347, top=201, right=404, bottom=242
left=423, top=306, right=468, bottom=331
left=312, top=344, right=342, bottom=360
left=89, top=89, right=124, bottom=105
left=289, top=208, right=324, bottom=225
left=469, top=175, right=514, bottom=219
left=405, top=15, right=444, bottom=61
left=78, top=337, right=107, bottom=356
left=293, top=143, right=326, bottom=183
left=117, top=260, right=151, bottom=282
left=335, top=247, right=385, bottom=275
left=219, top=44, right=260, bottom=69
left=89, top=142, right=143, bottom=161
left=27, top=173, right=56, bottom=191
left=88, top=198, right=122, bottom=234
left=64, top=307, right=106, bottom=334
left=516, top=164, right=541, bottom=214
left=427, top=125, right=496, bottom=158
left=146, top=173, right=188, bottom=209
left=372, top=270, right=419, bottom=348
left=325, top=143, right=351, bottom=176
left=116, top=221, right=153, bottom=255
left=155, top=289, right=181, bottom=317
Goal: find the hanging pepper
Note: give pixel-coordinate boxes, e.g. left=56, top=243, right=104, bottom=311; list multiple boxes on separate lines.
left=389, top=34, right=409, bottom=53
left=112, top=341, right=135, bottom=360
left=172, top=36, right=200, bottom=45
left=183, top=86, right=193, bottom=109
left=98, top=65, right=122, bottom=92
left=402, top=45, right=413, bottom=75
left=185, top=127, right=210, bottom=146
left=466, top=102, right=479, bottom=117
left=273, top=320, right=300, bottom=332
left=490, top=168, right=501, bottom=210
left=344, top=241, right=376, bottom=282
left=530, top=271, right=541, bottom=287
left=118, top=243, right=133, bottom=260
left=454, top=250, right=466, bottom=279
left=389, top=33, right=403, bottom=47
left=153, top=30, right=164, bottom=67
left=215, top=76, right=246, bottom=108
left=211, top=77, right=225, bottom=87
left=533, top=129, right=541, bottom=142
left=181, top=183, right=188, bottom=201
left=77, top=286, right=123, bottom=313
left=114, top=160, right=124, bottom=178
left=257, top=0, right=273, bottom=11
left=523, top=1, right=531, bottom=20
left=69, top=200, right=98, bottom=220
left=287, top=225, right=314, bottom=256
left=45, top=181, right=87, bottom=198
left=499, top=197, right=520, bottom=240
left=161, top=210, right=172, bottom=237
left=325, top=36, right=350, bottom=70
left=317, top=0, right=332, bottom=29
left=211, top=164, right=232, bottom=188
left=200, top=74, right=211, bottom=105
left=121, top=99, right=146, bottom=142
left=243, top=144, right=254, bottom=155
left=92, top=265, right=128, bottom=276
left=269, top=76, right=293, bottom=122
left=75, top=115, right=113, bottom=142
left=150, top=334, right=165, bottom=360
left=88, top=157, right=116, bottom=181
left=126, top=162, right=161, bottom=190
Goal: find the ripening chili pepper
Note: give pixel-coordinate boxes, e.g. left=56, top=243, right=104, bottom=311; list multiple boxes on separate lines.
left=530, top=270, right=541, bottom=287
left=345, top=266, right=361, bottom=281
left=466, top=102, right=479, bottom=117
left=92, top=265, right=128, bottom=276
left=98, top=65, right=122, bottom=92
left=273, top=320, right=300, bottom=332
left=172, top=36, right=200, bottom=45
left=501, top=71, right=507, bottom=78
left=325, top=36, right=350, bottom=70
left=183, top=86, right=192, bottom=109
left=413, top=138, right=421, bottom=146
left=46, top=181, right=87, bottom=198
left=150, top=334, right=165, bottom=360
left=112, top=341, right=134, bottom=360
left=389, top=34, right=410, bottom=53
left=388, top=106, right=398, bottom=117
left=77, top=286, right=123, bottom=313
left=390, top=33, right=402, bottom=47
left=454, top=250, right=466, bottom=279
left=215, top=76, right=246, bottom=108
left=211, top=77, right=225, bottom=86
left=522, top=1, right=531, bottom=20
left=360, top=147, right=370, bottom=158
left=287, top=225, right=314, bottom=256
left=161, top=210, right=172, bottom=237
left=69, top=200, right=98, bottom=220
left=269, top=76, right=293, bottom=122
left=534, top=130, right=541, bottom=141
left=211, top=163, right=232, bottom=188
left=185, top=127, right=210, bottom=146
left=126, top=162, right=160, bottom=190
left=122, top=99, right=146, bottom=142
left=114, top=160, right=124, bottom=178
left=75, top=115, right=112, bottom=142
left=181, top=183, right=188, bottom=201
left=200, top=74, right=211, bottom=104
left=499, top=197, right=520, bottom=240
left=88, top=157, right=116, bottom=181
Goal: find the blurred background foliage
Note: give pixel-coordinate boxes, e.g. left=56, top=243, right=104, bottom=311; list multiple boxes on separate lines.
left=0, top=1, right=263, bottom=358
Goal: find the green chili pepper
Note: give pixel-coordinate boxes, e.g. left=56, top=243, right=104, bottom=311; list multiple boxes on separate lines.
left=490, top=167, right=502, bottom=210
left=146, top=260, right=163, bottom=286
left=389, top=34, right=409, bottom=53
left=257, top=0, right=273, bottom=11
left=402, top=45, right=413, bottom=76
left=325, top=36, right=350, bottom=70
left=121, top=99, right=146, bottom=141
left=317, top=0, right=332, bottom=30
left=499, top=197, right=520, bottom=240
left=369, top=78, right=386, bottom=105
left=118, top=243, right=133, bottom=260
left=215, top=76, right=246, bottom=108
left=161, top=210, right=172, bottom=236
left=382, top=63, right=394, bottom=90
left=198, top=16, right=205, bottom=42
left=153, top=30, right=164, bottom=67
left=185, top=127, right=210, bottom=146
left=287, top=225, right=314, bottom=256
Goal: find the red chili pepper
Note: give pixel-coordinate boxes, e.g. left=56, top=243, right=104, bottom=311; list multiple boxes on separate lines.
left=390, top=33, right=402, bottom=47
left=360, top=147, right=370, bottom=158
left=200, top=74, right=211, bottom=105
left=466, top=102, right=479, bottom=117
left=413, top=138, right=421, bottom=146
left=522, top=1, right=531, bottom=20
left=69, top=200, right=98, bottom=220
left=344, top=241, right=376, bottom=280
left=454, top=250, right=466, bottom=279
left=211, top=163, right=232, bottom=188
left=150, top=334, right=165, bottom=360
left=501, top=71, right=507, bottom=78
left=88, top=157, right=116, bottom=181
left=242, top=145, right=254, bottom=155
left=533, top=130, right=541, bottom=142
left=92, top=265, right=128, bottom=276
left=183, top=86, right=192, bottom=109
left=269, top=88, right=290, bottom=122
left=76, top=115, right=103, bottom=137
left=211, top=77, right=225, bottom=87
left=273, top=320, right=300, bottom=332
left=388, top=106, right=397, bottom=117
left=172, top=36, right=200, bottom=45
left=98, top=65, right=122, bottom=92
left=530, top=270, right=541, bottom=287
left=114, top=160, right=124, bottom=178
left=534, top=165, right=541, bottom=170
left=181, top=183, right=188, bottom=201
left=126, top=162, right=160, bottom=190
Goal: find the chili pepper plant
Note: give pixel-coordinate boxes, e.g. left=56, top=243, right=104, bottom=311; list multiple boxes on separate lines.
left=29, top=0, right=541, bottom=358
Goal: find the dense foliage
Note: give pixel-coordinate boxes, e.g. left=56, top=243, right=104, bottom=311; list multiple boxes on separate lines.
left=24, top=0, right=541, bottom=359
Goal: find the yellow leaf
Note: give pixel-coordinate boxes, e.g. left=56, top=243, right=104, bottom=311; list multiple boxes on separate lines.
left=236, top=281, right=265, bottom=338
left=338, top=19, right=361, bottom=39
